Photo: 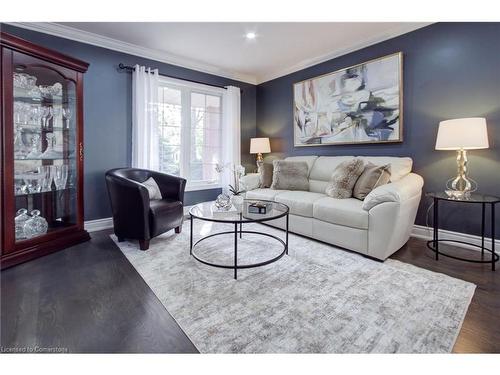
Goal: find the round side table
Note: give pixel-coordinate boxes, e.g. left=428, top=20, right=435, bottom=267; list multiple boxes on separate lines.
left=426, top=192, right=499, bottom=271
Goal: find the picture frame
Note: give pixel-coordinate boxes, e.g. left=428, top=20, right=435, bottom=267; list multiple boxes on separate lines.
left=293, top=52, right=403, bottom=147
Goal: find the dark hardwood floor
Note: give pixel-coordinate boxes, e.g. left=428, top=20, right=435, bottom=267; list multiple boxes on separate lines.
left=392, top=238, right=500, bottom=353
left=1, top=229, right=498, bottom=353
left=1, top=230, right=197, bottom=353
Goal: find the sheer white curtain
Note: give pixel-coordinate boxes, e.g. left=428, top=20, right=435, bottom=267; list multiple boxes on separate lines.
left=131, top=65, right=160, bottom=170
left=221, top=86, right=241, bottom=191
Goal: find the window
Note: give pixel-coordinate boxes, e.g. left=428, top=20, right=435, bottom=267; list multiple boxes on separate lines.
left=157, top=78, right=223, bottom=191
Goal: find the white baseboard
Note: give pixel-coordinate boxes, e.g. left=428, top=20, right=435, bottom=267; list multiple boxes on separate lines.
left=84, top=213, right=498, bottom=252
left=84, top=206, right=193, bottom=233
left=84, top=217, right=113, bottom=232
left=411, top=224, right=499, bottom=251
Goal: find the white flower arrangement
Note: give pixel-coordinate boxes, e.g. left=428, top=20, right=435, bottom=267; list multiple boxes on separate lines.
left=215, top=163, right=246, bottom=195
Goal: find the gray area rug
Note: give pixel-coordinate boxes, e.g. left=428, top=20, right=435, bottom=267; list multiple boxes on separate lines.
left=111, top=221, right=475, bottom=353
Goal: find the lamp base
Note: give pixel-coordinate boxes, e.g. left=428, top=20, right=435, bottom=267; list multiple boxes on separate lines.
left=445, top=189, right=471, bottom=200
left=256, top=153, right=263, bottom=172
left=450, top=149, right=472, bottom=192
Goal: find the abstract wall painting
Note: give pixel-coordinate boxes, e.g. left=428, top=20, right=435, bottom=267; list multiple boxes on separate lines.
left=293, top=52, right=403, bottom=146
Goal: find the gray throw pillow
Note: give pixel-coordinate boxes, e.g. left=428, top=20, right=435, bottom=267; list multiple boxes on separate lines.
left=325, top=158, right=365, bottom=199
left=259, top=162, right=274, bottom=188
left=271, top=160, right=309, bottom=191
left=353, top=163, right=391, bottom=200
left=142, top=177, right=162, bottom=200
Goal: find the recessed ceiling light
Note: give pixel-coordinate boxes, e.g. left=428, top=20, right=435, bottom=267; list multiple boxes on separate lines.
left=245, top=32, right=256, bottom=40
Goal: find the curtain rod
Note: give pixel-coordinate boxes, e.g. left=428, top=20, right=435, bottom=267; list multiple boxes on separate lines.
left=118, top=63, right=240, bottom=91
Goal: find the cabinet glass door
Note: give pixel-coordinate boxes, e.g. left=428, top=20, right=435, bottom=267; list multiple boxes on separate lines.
left=12, top=51, right=78, bottom=243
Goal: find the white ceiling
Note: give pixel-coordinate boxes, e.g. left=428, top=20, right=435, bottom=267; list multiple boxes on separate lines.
left=48, top=22, right=430, bottom=84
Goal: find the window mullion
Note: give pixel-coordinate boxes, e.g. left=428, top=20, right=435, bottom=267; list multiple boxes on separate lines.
left=180, top=88, right=191, bottom=180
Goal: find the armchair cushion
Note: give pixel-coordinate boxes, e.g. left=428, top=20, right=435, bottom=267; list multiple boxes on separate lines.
left=150, top=171, right=187, bottom=202
left=142, top=177, right=162, bottom=200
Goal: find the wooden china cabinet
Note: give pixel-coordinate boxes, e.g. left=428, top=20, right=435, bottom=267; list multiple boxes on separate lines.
left=1, top=32, right=90, bottom=269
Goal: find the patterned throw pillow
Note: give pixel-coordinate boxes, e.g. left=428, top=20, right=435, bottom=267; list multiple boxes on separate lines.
left=353, top=163, right=391, bottom=200
left=142, top=177, right=162, bottom=200
left=325, top=159, right=365, bottom=199
left=270, top=160, right=309, bottom=191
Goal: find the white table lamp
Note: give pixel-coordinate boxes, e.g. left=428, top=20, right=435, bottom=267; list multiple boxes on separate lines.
left=250, top=137, right=271, bottom=169
left=435, top=117, right=489, bottom=193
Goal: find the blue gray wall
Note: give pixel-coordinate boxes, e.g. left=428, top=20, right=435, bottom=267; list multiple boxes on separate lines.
left=2, top=24, right=256, bottom=221
left=256, top=23, right=500, bottom=237
left=4, top=22, right=499, bottom=238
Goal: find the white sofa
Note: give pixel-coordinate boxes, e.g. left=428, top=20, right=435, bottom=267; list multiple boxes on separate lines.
left=240, top=156, right=424, bottom=260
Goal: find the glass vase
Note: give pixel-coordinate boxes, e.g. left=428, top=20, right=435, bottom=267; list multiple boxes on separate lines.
left=23, top=210, right=48, bottom=239
left=15, top=208, right=30, bottom=240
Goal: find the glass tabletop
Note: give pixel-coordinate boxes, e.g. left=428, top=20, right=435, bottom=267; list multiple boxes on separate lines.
left=426, top=191, right=500, bottom=203
left=189, top=199, right=289, bottom=223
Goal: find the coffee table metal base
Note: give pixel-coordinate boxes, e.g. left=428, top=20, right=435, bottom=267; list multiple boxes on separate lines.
left=190, top=218, right=289, bottom=280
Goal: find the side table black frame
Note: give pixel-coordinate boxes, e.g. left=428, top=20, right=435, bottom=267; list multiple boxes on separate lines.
left=189, top=201, right=289, bottom=280
left=426, top=192, right=499, bottom=271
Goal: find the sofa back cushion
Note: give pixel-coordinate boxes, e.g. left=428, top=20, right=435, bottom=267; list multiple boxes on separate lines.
left=308, top=156, right=354, bottom=193
left=283, top=156, right=318, bottom=177
left=358, top=156, right=412, bottom=182
left=308, top=156, right=413, bottom=193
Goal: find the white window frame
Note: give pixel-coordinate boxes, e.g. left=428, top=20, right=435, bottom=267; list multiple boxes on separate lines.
left=158, top=76, right=224, bottom=192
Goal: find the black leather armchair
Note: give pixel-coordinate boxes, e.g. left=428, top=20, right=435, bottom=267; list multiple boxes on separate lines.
left=105, top=168, right=187, bottom=250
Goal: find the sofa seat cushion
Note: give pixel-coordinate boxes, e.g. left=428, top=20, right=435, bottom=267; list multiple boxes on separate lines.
left=245, top=188, right=287, bottom=201
left=274, top=191, right=326, bottom=217
left=313, top=197, right=368, bottom=229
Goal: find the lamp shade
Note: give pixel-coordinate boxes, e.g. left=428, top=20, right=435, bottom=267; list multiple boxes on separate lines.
left=435, top=117, right=489, bottom=150
left=250, top=137, right=271, bottom=154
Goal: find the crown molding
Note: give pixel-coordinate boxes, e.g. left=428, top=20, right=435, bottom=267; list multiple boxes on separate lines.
left=256, top=22, right=434, bottom=84
left=5, top=22, right=258, bottom=85
left=7, top=22, right=433, bottom=86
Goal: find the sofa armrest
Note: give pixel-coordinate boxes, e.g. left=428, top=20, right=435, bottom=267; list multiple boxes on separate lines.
left=362, top=173, right=424, bottom=211
left=240, top=173, right=260, bottom=192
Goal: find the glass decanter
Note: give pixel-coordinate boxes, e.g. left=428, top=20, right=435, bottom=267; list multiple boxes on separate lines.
left=15, top=208, right=30, bottom=240
left=23, top=210, right=48, bottom=239
left=26, top=133, right=42, bottom=159
left=41, top=133, right=62, bottom=159
left=14, top=125, right=29, bottom=159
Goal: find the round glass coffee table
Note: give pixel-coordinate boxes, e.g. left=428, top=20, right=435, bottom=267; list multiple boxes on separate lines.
left=189, top=199, right=289, bottom=279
